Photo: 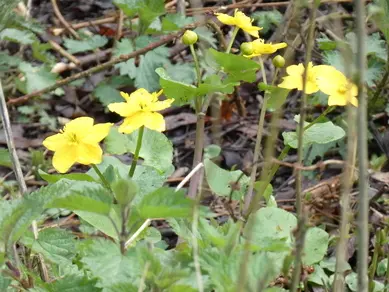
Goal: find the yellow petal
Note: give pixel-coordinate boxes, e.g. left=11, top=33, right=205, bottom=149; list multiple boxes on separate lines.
left=304, top=80, right=319, bottom=94
left=315, top=65, right=346, bottom=95
left=63, top=117, right=94, bottom=134
left=278, top=75, right=302, bottom=90
left=215, top=13, right=237, bottom=25
left=84, top=123, right=113, bottom=144
left=148, top=98, right=174, bottom=112
left=286, top=64, right=304, bottom=76
left=43, top=133, right=67, bottom=151
left=118, top=112, right=165, bottom=134
left=52, top=146, right=77, bottom=173
left=151, top=89, right=163, bottom=102
left=77, top=143, right=103, bottom=165
left=242, top=26, right=261, bottom=38
left=120, top=91, right=131, bottom=102
left=108, top=102, right=139, bottom=117
left=328, top=93, right=347, bottom=106
left=350, top=96, right=358, bottom=107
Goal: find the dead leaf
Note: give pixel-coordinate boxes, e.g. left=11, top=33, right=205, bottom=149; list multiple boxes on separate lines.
left=165, top=113, right=197, bottom=131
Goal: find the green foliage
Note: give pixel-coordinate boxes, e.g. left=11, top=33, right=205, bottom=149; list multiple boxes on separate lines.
left=0, top=148, right=11, bottom=168
left=18, top=62, right=58, bottom=94
left=368, top=0, right=389, bottom=43
left=283, top=116, right=345, bottom=149
left=105, top=127, right=174, bottom=175
left=63, top=35, right=108, bottom=54
left=259, top=83, right=290, bottom=111
left=204, top=158, right=249, bottom=200
left=0, top=28, right=36, bottom=44
left=252, top=10, right=283, bottom=34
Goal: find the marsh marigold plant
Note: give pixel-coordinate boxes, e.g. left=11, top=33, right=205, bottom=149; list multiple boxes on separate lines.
left=215, top=9, right=262, bottom=38
left=43, top=117, right=112, bottom=173
left=108, top=88, right=174, bottom=134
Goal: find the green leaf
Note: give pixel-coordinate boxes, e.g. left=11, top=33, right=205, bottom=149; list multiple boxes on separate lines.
left=18, top=62, right=57, bottom=94
left=346, top=272, right=385, bottom=292
left=105, top=127, right=173, bottom=174
left=94, top=83, right=123, bottom=106
left=307, top=264, right=329, bottom=286
left=31, top=228, right=76, bottom=266
left=194, top=27, right=217, bottom=48
left=0, top=28, right=36, bottom=44
left=165, top=63, right=196, bottom=84
left=317, top=35, right=337, bottom=50
left=0, top=52, right=22, bottom=67
left=162, top=13, right=194, bottom=31
left=75, top=206, right=121, bottom=240
left=47, top=181, right=113, bottom=215
left=0, top=273, right=11, bottom=291
left=377, top=258, right=388, bottom=277
left=209, top=48, right=260, bottom=83
left=79, top=238, right=142, bottom=288
left=137, top=187, right=192, bottom=218
left=245, top=207, right=297, bottom=246
left=197, top=74, right=236, bottom=96
left=204, top=158, right=249, bottom=200
left=33, top=41, right=55, bottom=64
left=0, top=148, right=11, bottom=168
left=303, top=227, right=329, bottom=265
left=39, top=169, right=95, bottom=183
left=252, top=10, right=282, bottom=34
left=64, top=35, right=108, bottom=54
left=282, top=119, right=345, bottom=149
left=46, top=274, right=100, bottom=292
left=258, top=83, right=290, bottom=111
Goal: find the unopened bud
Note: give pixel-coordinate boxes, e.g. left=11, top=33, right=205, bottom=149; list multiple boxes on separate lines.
left=112, top=179, right=138, bottom=206
left=182, top=30, right=198, bottom=45
left=240, top=42, right=254, bottom=55
left=272, top=55, right=285, bottom=68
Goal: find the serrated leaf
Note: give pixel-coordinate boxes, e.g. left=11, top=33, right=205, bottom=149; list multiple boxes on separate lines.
left=369, top=0, right=389, bottom=43
left=46, top=274, right=100, bottom=292
left=194, top=27, right=217, bottom=48
left=79, top=238, right=142, bottom=288
left=252, top=10, right=282, bottom=34
left=94, top=83, right=124, bottom=106
left=0, top=28, right=36, bottom=44
left=18, top=62, right=58, bottom=94
left=165, top=63, right=196, bottom=84
left=204, top=158, right=249, bottom=200
left=105, top=127, right=173, bottom=175
left=209, top=48, right=260, bottom=83
left=282, top=120, right=345, bottom=149
left=0, top=52, right=22, bottom=67
left=64, top=35, right=108, bottom=54
left=258, top=83, right=290, bottom=111
left=137, top=187, right=192, bottom=218
left=31, top=228, right=76, bottom=266
left=162, top=13, right=194, bottom=31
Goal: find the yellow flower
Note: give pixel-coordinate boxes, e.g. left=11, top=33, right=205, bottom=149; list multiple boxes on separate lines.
left=108, top=88, right=174, bottom=134
left=43, top=117, right=113, bottom=173
left=215, top=9, right=262, bottom=38
left=243, top=39, right=287, bottom=58
left=315, top=65, right=358, bottom=107
left=278, top=62, right=319, bottom=94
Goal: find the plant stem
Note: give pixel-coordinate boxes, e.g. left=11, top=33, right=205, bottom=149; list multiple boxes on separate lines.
left=189, top=44, right=201, bottom=87
left=368, top=230, right=381, bottom=292
left=243, top=57, right=268, bottom=216
left=192, top=196, right=204, bottom=292
left=333, top=104, right=357, bottom=291
left=355, top=0, right=368, bottom=291
left=290, top=1, right=318, bottom=291
left=187, top=112, right=206, bottom=198
left=129, top=126, right=144, bottom=178
left=92, top=164, right=112, bottom=192
left=0, top=80, right=49, bottom=282
left=225, top=26, right=240, bottom=54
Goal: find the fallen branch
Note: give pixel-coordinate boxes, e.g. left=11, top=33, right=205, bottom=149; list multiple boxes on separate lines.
left=7, top=28, right=190, bottom=106
left=51, top=0, right=81, bottom=39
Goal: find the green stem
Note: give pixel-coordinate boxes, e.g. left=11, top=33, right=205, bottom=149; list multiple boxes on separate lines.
left=129, top=126, right=144, bottom=178
left=189, top=44, right=201, bottom=88
left=92, top=164, right=112, bottom=192
left=355, top=0, right=368, bottom=290
left=243, top=57, right=268, bottom=215
left=368, top=230, right=381, bottom=292
left=225, top=26, right=240, bottom=54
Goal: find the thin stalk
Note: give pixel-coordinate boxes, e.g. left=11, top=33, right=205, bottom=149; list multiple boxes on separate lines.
left=243, top=57, right=269, bottom=216
left=225, top=26, right=240, bottom=54
left=192, top=195, right=204, bottom=292
left=189, top=44, right=201, bottom=87
left=129, top=126, right=144, bottom=177
left=0, top=80, right=49, bottom=282
left=385, top=250, right=389, bottom=288
left=333, top=105, right=357, bottom=291
left=290, top=0, right=318, bottom=291
left=355, top=0, right=368, bottom=291
left=120, top=207, right=130, bottom=254
left=92, top=164, right=112, bottom=192
left=187, top=113, right=206, bottom=198
left=138, top=262, right=150, bottom=292
left=368, top=230, right=381, bottom=292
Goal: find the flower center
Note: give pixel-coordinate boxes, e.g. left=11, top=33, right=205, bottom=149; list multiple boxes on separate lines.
left=338, top=84, right=347, bottom=94
left=66, top=132, right=80, bottom=144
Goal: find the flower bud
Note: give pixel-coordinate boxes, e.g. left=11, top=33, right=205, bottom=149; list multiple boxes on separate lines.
left=240, top=42, right=254, bottom=55
left=112, top=178, right=138, bottom=206
left=272, top=55, right=285, bottom=68
left=182, top=30, right=198, bottom=45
